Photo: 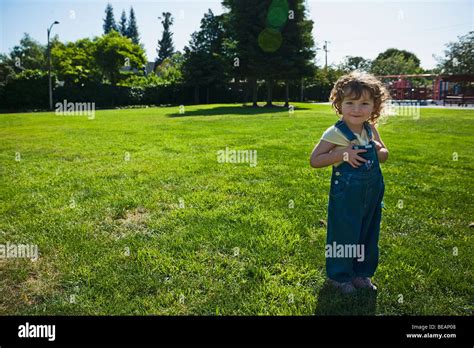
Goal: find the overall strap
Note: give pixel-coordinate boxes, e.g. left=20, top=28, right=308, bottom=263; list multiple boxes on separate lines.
left=363, top=121, right=373, bottom=141
left=334, top=120, right=357, bottom=142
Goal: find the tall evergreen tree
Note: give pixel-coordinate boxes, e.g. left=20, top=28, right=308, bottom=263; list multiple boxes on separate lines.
left=119, top=10, right=128, bottom=37
left=222, top=0, right=264, bottom=106
left=182, top=10, right=227, bottom=104
left=155, top=12, right=175, bottom=69
left=127, top=7, right=140, bottom=45
left=276, top=0, right=316, bottom=106
left=222, top=0, right=315, bottom=107
left=103, top=3, right=118, bottom=34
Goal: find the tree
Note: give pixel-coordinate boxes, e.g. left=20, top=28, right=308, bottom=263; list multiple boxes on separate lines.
left=222, top=0, right=269, bottom=106
left=8, top=33, right=47, bottom=71
left=0, top=33, right=49, bottom=109
left=182, top=32, right=210, bottom=103
left=274, top=0, right=316, bottom=106
left=103, top=3, right=118, bottom=34
left=155, top=12, right=175, bottom=69
left=371, top=53, right=422, bottom=76
left=370, top=48, right=422, bottom=75
left=305, top=65, right=345, bottom=101
left=222, top=0, right=315, bottom=107
left=155, top=52, right=184, bottom=84
left=435, top=31, right=473, bottom=75
left=119, top=54, right=183, bottom=87
left=94, top=31, right=146, bottom=85
left=338, top=56, right=372, bottom=73
left=0, top=54, right=16, bottom=99
left=119, top=10, right=128, bottom=37
left=51, top=38, right=101, bottom=85
left=375, top=48, right=421, bottom=66
left=127, top=7, right=140, bottom=45
left=182, top=9, right=227, bottom=104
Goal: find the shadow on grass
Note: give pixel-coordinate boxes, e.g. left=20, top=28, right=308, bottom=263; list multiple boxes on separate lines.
left=167, top=104, right=312, bottom=118
left=315, top=280, right=377, bottom=315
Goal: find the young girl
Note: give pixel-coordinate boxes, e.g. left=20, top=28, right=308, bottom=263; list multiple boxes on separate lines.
left=310, top=71, right=390, bottom=294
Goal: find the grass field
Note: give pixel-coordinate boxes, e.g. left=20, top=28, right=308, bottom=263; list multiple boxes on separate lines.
left=0, top=103, right=472, bottom=315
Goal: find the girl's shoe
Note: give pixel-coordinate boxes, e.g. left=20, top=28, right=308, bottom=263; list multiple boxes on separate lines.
left=328, top=279, right=357, bottom=294
left=352, top=277, right=377, bottom=290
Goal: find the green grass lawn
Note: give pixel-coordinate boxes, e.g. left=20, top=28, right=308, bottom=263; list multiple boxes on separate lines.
left=0, top=103, right=472, bottom=315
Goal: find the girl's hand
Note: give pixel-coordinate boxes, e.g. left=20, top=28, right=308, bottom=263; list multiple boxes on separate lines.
left=342, top=145, right=367, bottom=168
left=373, top=140, right=383, bottom=151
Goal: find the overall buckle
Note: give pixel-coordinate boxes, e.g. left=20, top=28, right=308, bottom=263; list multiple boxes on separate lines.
left=365, top=159, right=373, bottom=170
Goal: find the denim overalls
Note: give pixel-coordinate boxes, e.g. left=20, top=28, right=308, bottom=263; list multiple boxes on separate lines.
left=326, top=120, right=385, bottom=282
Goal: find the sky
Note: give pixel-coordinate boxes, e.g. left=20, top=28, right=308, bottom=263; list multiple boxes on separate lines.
left=0, top=0, right=472, bottom=69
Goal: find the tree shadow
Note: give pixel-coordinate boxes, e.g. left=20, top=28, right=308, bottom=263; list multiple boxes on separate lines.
left=167, top=104, right=312, bottom=118
left=315, top=280, right=378, bottom=316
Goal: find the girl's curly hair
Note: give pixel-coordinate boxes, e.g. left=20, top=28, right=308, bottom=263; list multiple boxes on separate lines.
left=329, top=71, right=390, bottom=123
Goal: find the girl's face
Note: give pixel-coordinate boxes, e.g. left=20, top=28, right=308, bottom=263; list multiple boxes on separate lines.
left=340, top=89, right=374, bottom=126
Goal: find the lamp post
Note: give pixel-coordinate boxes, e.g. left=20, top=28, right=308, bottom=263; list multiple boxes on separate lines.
left=47, top=21, right=59, bottom=110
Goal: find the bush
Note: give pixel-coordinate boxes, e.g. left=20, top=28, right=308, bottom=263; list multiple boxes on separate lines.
left=0, top=70, right=50, bottom=111
left=0, top=71, right=335, bottom=112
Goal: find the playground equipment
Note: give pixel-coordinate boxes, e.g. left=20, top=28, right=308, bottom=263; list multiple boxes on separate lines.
left=377, top=74, right=474, bottom=106
left=433, top=74, right=474, bottom=106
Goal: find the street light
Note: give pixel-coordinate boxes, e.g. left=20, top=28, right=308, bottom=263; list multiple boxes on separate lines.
left=47, top=21, right=59, bottom=110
